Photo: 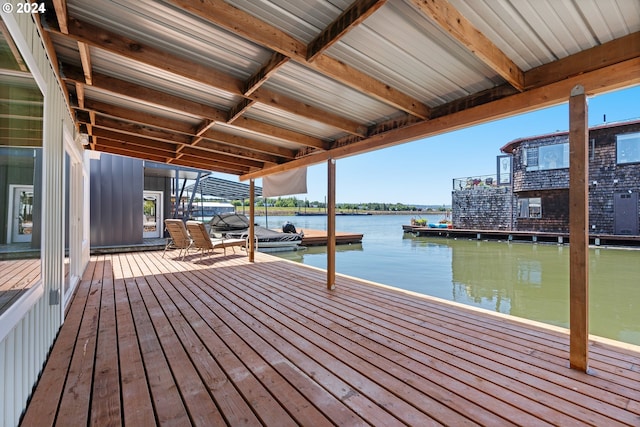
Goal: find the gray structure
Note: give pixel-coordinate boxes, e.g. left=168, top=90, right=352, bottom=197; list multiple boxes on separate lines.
left=452, top=119, right=640, bottom=235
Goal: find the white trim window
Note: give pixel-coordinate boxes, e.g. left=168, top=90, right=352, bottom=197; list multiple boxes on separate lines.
left=616, top=132, right=640, bottom=164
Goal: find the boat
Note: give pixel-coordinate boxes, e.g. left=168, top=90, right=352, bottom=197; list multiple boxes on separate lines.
left=209, top=212, right=251, bottom=232
left=211, top=214, right=304, bottom=252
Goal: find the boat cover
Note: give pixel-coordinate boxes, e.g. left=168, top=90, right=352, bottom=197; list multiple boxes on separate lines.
left=209, top=213, right=250, bottom=231
left=226, top=225, right=303, bottom=243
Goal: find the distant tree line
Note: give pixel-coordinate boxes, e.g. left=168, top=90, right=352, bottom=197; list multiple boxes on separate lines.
left=231, top=196, right=448, bottom=212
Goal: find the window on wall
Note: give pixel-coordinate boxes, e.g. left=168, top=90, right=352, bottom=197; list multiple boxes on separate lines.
left=518, top=198, right=542, bottom=219
left=0, top=21, right=44, bottom=316
left=617, top=132, right=640, bottom=164
left=524, top=143, right=569, bottom=171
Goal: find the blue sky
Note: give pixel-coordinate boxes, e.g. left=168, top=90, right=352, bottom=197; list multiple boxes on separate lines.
left=226, top=84, right=640, bottom=205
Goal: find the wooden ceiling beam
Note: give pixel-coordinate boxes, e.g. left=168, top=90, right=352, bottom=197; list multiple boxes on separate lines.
left=46, top=18, right=365, bottom=137
left=82, top=99, right=198, bottom=135
left=77, top=41, right=92, bottom=85
left=244, top=52, right=289, bottom=96
left=166, top=0, right=431, bottom=120
left=230, top=116, right=329, bottom=150
left=409, top=0, right=524, bottom=92
left=171, top=158, right=250, bottom=175
left=242, top=56, right=640, bottom=180
left=77, top=111, right=286, bottom=167
left=92, top=143, right=172, bottom=163
left=62, top=64, right=329, bottom=150
left=525, top=31, right=640, bottom=89
left=51, top=0, right=68, bottom=34
left=307, top=0, right=387, bottom=62
left=91, top=128, right=177, bottom=153
left=78, top=100, right=295, bottom=160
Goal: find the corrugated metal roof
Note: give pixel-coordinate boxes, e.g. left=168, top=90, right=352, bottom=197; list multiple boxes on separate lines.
left=40, top=0, right=640, bottom=177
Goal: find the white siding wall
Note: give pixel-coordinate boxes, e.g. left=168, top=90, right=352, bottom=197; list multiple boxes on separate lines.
left=0, top=5, right=87, bottom=427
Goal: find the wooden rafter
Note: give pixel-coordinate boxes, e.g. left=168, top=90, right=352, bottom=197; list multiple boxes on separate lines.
left=77, top=42, right=92, bottom=85
left=307, top=0, right=387, bottom=62
left=242, top=56, right=640, bottom=180
left=244, top=52, right=289, bottom=96
left=46, top=18, right=365, bottom=137
left=165, top=0, right=431, bottom=119
left=75, top=106, right=289, bottom=164
left=409, top=0, right=524, bottom=92
left=51, top=0, right=68, bottom=34
left=79, top=99, right=296, bottom=159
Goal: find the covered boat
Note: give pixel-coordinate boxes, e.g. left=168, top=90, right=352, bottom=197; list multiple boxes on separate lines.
left=209, top=212, right=250, bottom=231
left=212, top=214, right=304, bottom=252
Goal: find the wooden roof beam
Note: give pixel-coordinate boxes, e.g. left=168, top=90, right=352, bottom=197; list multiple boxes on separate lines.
left=62, top=64, right=325, bottom=150
left=307, top=0, right=387, bottom=62
left=409, top=0, right=524, bottom=92
left=242, top=56, right=640, bottom=180
left=75, top=109, right=287, bottom=164
left=77, top=41, right=92, bottom=85
left=51, top=0, right=68, bottom=34
left=166, top=0, right=431, bottom=120
left=525, top=31, right=640, bottom=89
left=79, top=100, right=296, bottom=159
left=46, top=18, right=365, bottom=137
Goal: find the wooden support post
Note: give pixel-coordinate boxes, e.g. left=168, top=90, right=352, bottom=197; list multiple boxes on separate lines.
left=327, top=158, right=336, bottom=290
left=569, top=85, right=589, bottom=372
left=248, top=178, right=255, bottom=262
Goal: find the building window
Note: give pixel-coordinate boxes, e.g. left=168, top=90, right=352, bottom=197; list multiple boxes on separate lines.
left=525, top=143, right=569, bottom=171
left=518, top=198, right=542, bottom=218
left=617, top=132, right=640, bottom=164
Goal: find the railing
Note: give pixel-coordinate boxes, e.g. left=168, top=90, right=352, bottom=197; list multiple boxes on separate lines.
left=452, top=174, right=506, bottom=191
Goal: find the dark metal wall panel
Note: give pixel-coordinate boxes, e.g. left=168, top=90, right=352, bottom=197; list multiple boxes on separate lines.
left=90, top=154, right=143, bottom=246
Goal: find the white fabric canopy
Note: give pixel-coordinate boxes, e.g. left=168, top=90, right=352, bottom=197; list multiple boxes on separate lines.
left=262, top=167, right=307, bottom=197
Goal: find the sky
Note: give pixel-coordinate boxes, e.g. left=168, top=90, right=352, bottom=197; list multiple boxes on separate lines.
left=220, top=84, right=640, bottom=206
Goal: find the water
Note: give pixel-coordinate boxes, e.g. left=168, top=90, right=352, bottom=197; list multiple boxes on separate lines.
left=258, top=214, right=640, bottom=346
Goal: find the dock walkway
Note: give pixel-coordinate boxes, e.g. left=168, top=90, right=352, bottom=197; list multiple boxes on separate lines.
left=404, top=225, right=640, bottom=247
left=20, top=250, right=640, bottom=426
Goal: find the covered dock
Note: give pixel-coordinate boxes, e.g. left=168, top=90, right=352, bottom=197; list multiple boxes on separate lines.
left=20, top=250, right=640, bottom=426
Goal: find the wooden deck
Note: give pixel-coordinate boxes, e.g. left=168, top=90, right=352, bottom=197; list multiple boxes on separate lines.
left=301, top=228, right=364, bottom=246
left=0, top=258, right=41, bottom=315
left=20, top=250, right=640, bottom=426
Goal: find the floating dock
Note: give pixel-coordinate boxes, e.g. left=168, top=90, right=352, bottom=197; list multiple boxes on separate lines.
left=403, top=225, right=640, bottom=247
left=300, top=228, right=363, bottom=246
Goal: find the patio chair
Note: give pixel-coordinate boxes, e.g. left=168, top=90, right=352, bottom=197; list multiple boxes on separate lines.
left=163, top=219, right=193, bottom=261
left=185, top=221, right=245, bottom=260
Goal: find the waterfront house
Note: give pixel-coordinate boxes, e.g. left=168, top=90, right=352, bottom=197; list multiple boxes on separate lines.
left=2, top=1, right=640, bottom=425
left=452, top=119, right=640, bottom=235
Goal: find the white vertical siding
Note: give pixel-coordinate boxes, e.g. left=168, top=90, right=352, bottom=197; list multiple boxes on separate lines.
left=1, top=3, right=87, bottom=426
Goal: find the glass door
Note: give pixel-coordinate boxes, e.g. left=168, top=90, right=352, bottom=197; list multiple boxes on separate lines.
left=143, top=191, right=163, bottom=238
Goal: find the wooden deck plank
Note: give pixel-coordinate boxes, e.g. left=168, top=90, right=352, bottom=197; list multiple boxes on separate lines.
left=135, top=256, right=262, bottom=427
left=21, top=251, right=640, bottom=426
left=137, top=252, right=304, bottom=427
left=159, top=263, right=377, bottom=426
left=250, top=259, right=638, bottom=426
left=120, top=254, right=192, bottom=426
left=111, top=255, right=157, bottom=426
left=211, top=261, right=556, bottom=426
left=187, top=266, right=446, bottom=427
left=91, top=257, right=122, bottom=426
left=135, top=271, right=227, bottom=427
left=19, top=259, right=97, bottom=427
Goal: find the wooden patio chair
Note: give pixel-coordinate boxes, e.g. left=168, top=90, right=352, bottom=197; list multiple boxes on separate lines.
left=185, top=221, right=245, bottom=260
left=163, top=219, right=193, bottom=261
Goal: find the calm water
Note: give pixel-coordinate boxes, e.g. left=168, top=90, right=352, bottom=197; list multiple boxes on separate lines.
left=258, top=214, right=640, bottom=346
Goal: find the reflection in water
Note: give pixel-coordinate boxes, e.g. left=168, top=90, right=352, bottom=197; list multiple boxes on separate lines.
left=268, top=215, right=640, bottom=345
